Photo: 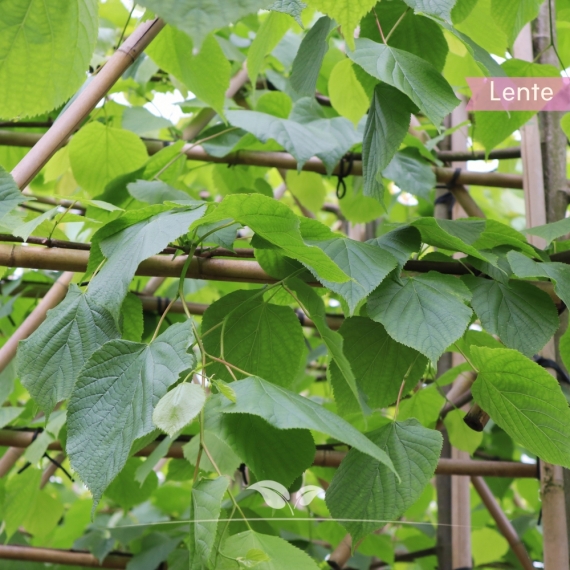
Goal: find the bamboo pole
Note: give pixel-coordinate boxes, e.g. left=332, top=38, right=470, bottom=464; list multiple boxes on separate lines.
left=471, top=476, right=534, bottom=570
left=0, top=130, right=531, bottom=190
left=0, top=431, right=539, bottom=476
left=0, top=545, right=130, bottom=569
left=40, top=452, right=66, bottom=489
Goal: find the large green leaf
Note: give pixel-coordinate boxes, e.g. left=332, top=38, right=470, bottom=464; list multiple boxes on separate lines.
left=348, top=38, right=459, bottom=125
left=18, top=284, right=120, bottom=417
left=205, top=397, right=315, bottom=487
left=491, top=0, right=542, bottom=45
left=67, top=322, right=195, bottom=507
left=307, top=237, right=398, bottom=314
left=285, top=278, right=363, bottom=412
left=362, top=84, right=416, bottom=201
left=188, top=476, right=230, bottom=570
left=471, top=346, right=570, bottom=468
left=525, top=216, right=570, bottom=245
left=3, top=467, right=41, bottom=539
left=463, top=276, right=558, bottom=357
left=218, top=376, right=397, bottom=474
left=360, top=1, right=449, bottom=71
left=218, top=531, right=320, bottom=569
left=326, top=419, right=442, bottom=543
left=270, top=0, right=307, bottom=26
left=368, top=272, right=472, bottom=362
left=507, top=251, right=570, bottom=308
left=383, top=148, right=436, bottom=200
left=0, top=0, right=98, bottom=119
left=196, top=194, right=348, bottom=283
left=331, top=317, right=428, bottom=412
left=201, top=290, right=305, bottom=387
left=69, top=123, right=148, bottom=195
left=0, top=166, right=25, bottom=221
left=290, top=16, right=334, bottom=96
left=136, top=0, right=270, bottom=49
left=248, top=12, right=291, bottom=85
left=306, top=0, right=377, bottom=50
left=87, top=205, right=206, bottom=319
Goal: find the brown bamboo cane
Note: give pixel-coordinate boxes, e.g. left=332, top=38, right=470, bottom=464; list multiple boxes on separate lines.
left=0, top=130, right=531, bottom=190
left=471, top=476, right=534, bottom=570
left=40, top=452, right=66, bottom=489
left=0, top=545, right=130, bottom=569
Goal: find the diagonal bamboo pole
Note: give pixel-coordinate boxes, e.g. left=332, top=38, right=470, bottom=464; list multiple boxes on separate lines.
left=471, top=476, right=534, bottom=570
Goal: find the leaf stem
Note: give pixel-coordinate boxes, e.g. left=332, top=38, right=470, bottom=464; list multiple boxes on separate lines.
left=151, top=294, right=179, bottom=342
left=373, top=9, right=387, bottom=44
left=384, top=7, right=410, bottom=43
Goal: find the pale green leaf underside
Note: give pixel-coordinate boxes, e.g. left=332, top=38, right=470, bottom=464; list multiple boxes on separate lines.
left=18, top=284, right=120, bottom=417
left=326, top=419, right=442, bottom=543
left=153, top=383, right=206, bottom=437
left=471, top=346, right=570, bottom=468
left=0, top=0, right=98, bottom=120
left=67, top=322, right=195, bottom=507
left=218, top=376, right=398, bottom=476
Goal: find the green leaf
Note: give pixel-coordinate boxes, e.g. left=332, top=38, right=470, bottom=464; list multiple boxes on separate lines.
left=218, top=531, right=320, bottom=569
left=69, top=123, right=148, bottom=195
left=202, top=290, right=306, bottom=387
left=286, top=171, right=327, bottom=213
left=3, top=467, right=41, bottom=539
left=205, top=397, right=315, bottom=487
left=367, top=226, right=422, bottom=268
left=87, top=205, right=206, bottom=319
left=270, top=0, right=307, bottom=27
left=184, top=430, right=242, bottom=476
left=0, top=407, right=23, bottom=429
left=452, top=0, right=477, bottom=23
left=383, top=148, right=436, bottom=200
left=67, top=321, right=195, bottom=508
left=18, top=284, right=120, bottom=417
left=507, top=251, right=570, bottom=308
left=348, top=38, right=459, bottom=125
left=188, top=476, right=230, bottom=570
left=128, top=535, right=181, bottom=570
left=290, top=16, right=334, bottom=96
left=307, top=237, right=398, bottom=314
left=471, top=346, right=570, bottom=468
left=287, top=97, right=361, bottom=174
left=362, top=84, right=416, bottom=201
left=0, top=166, right=25, bottom=221
left=360, top=1, right=449, bottom=71
left=0, top=0, right=98, bottom=119
left=397, top=385, right=446, bottom=428
left=285, top=278, right=363, bottom=412
left=120, top=292, right=144, bottom=342
left=463, top=275, right=558, bottom=357
left=525, top=216, right=570, bottom=245
left=305, top=0, right=377, bottom=50
left=23, top=490, right=64, bottom=539
left=402, top=0, right=455, bottom=20
left=153, top=383, right=206, bottom=437
left=218, top=376, right=398, bottom=475
left=184, top=34, right=231, bottom=117
left=411, top=217, right=496, bottom=264
left=444, top=409, right=483, bottom=454
left=332, top=317, right=428, bottom=411
left=104, top=458, right=158, bottom=510
left=136, top=0, right=269, bottom=49
left=197, top=194, right=348, bottom=282
left=491, top=0, right=542, bottom=46
left=248, top=12, right=291, bottom=84
left=368, top=272, right=472, bottom=362
left=328, top=59, right=371, bottom=127
left=326, top=419, right=442, bottom=542
left=13, top=207, right=58, bottom=241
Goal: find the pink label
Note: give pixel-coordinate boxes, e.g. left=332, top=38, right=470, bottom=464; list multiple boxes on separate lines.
left=466, top=77, right=570, bottom=111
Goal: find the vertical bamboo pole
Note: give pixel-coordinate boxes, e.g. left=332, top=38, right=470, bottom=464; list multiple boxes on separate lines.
left=0, top=18, right=166, bottom=477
